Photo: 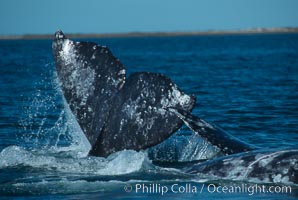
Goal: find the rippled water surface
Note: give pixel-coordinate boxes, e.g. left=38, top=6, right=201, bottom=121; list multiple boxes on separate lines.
left=0, top=34, right=298, bottom=199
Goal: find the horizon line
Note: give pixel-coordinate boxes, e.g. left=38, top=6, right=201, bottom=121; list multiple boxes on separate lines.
left=1, top=27, right=298, bottom=40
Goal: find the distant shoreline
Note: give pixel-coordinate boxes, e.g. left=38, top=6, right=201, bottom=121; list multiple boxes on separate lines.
left=1, top=27, right=298, bottom=40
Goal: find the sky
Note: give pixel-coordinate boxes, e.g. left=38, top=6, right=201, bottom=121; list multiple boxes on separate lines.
left=0, top=0, right=298, bottom=35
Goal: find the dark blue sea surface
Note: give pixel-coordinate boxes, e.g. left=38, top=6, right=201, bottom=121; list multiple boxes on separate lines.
left=0, top=34, right=298, bottom=199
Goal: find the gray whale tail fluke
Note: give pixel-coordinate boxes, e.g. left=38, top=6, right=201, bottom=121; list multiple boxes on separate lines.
left=52, top=30, right=297, bottom=186
left=168, top=108, right=256, bottom=155
left=52, top=30, right=196, bottom=157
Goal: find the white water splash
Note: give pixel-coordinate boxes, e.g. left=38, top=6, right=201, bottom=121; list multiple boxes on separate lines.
left=149, top=132, right=220, bottom=162
left=56, top=97, right=91, bottom=157
left=0, top=146, right=151, bottom=175
left=18, top=63, right=91, bottom=157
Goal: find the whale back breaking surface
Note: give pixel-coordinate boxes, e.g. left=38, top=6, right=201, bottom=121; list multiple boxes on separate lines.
left=52, top=30, right=196, bottom=157
left=186, top=149, right=298, bottom=185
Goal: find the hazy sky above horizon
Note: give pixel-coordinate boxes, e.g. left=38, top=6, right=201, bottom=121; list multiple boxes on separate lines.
left=0, top=0, right=298, bottom=35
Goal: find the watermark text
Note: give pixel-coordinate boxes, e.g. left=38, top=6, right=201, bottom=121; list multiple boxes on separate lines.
left=123, top=183, right=292, bottom=196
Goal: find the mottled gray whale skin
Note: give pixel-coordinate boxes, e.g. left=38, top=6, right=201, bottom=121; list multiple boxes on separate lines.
left=90, top=72, right=196, bottom=156
left=52, top=30, right=196, bottom=157
left=186, top=149, right=298, bottom=185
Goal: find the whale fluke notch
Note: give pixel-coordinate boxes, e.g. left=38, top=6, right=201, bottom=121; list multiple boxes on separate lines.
left=52, top=30, right=196, bottom=157
left=52, top=30, right=126, bottom=146
left=168, top=108, right=256, bottom=155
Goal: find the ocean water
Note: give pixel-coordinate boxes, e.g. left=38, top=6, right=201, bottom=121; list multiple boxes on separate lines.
left=0, top=34, right=298, bottom=199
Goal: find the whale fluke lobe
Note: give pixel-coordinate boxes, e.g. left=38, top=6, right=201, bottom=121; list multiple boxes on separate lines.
left=52, top=30, right=126, bottom=147
left=52, top=30, right=196, bottom=156
left=90, top=72, right=196, bottom=157
left=168, top=108, right=256, bottom=155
